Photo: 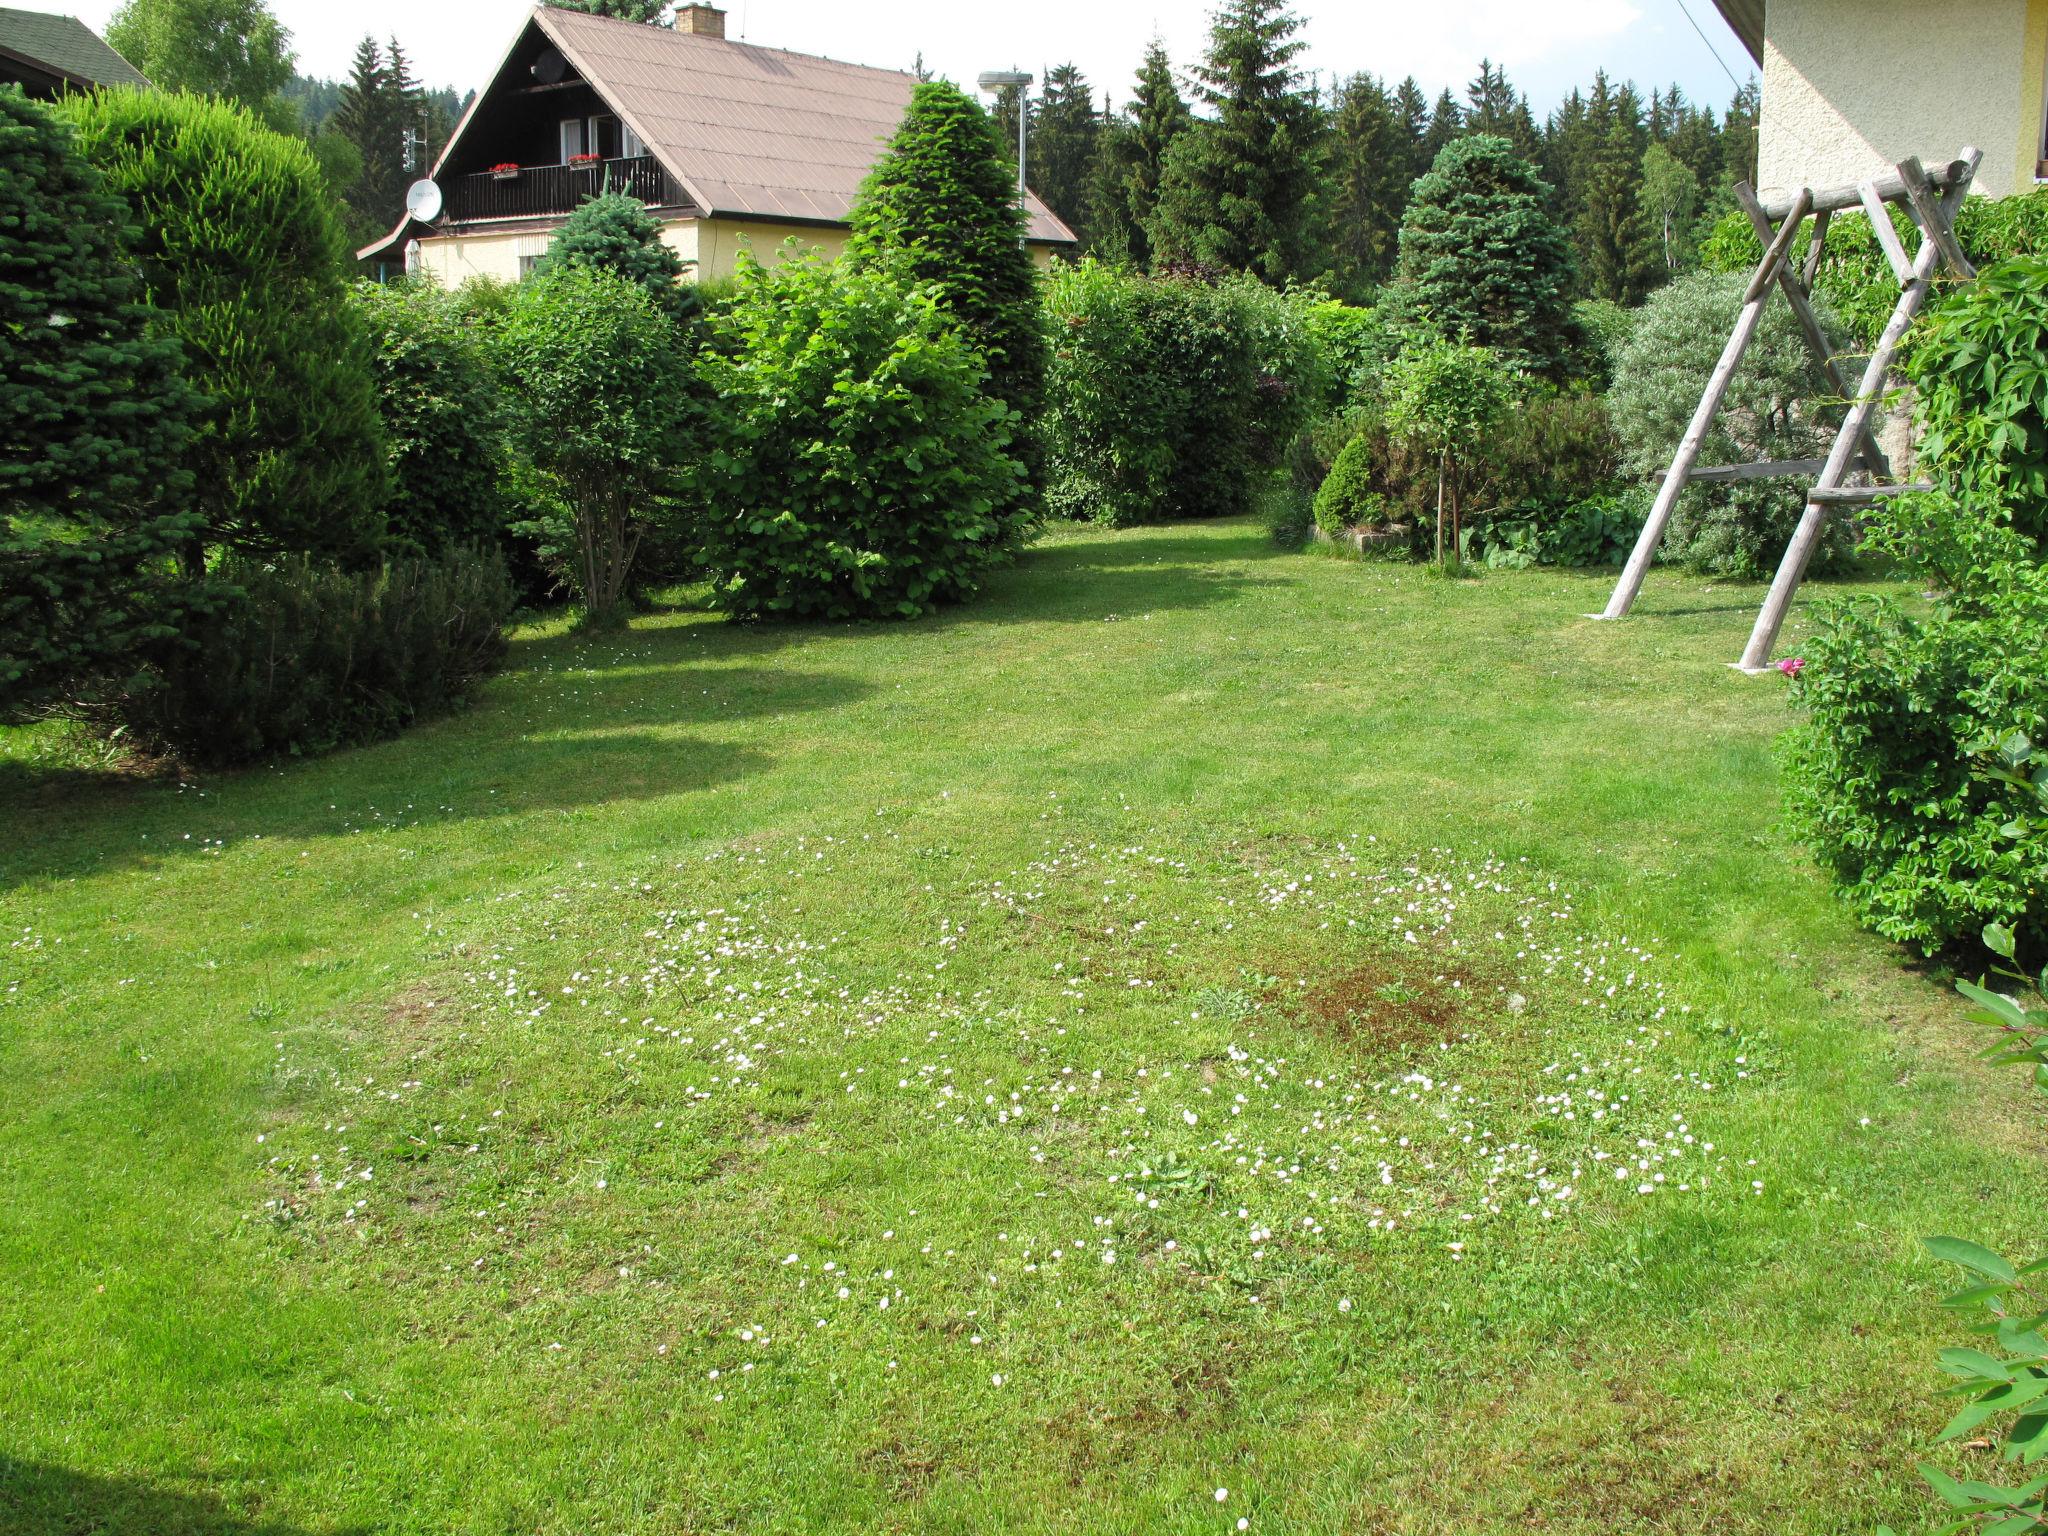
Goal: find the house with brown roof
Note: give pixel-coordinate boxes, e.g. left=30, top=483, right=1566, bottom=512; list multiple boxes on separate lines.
left=0, top=6, right=148, bottom=99
left=1712, top=0, right=2048, bottom=202
left=361, top=3, right=1076, bottom=284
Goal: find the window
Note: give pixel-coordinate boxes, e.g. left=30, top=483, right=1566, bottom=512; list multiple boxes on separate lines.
left=558, top=117, right=585, bottom=162
left=623, top=122, right=646, bottom=159
left=518, top=254, right=540, bottom=279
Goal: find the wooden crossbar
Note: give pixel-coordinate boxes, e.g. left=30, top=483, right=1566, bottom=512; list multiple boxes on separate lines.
left=1654, top=460, right=1828, bottom=483
left=1757, top=157, right=1975, bottom=219
left=1806, top=482, right=1933, bottom=504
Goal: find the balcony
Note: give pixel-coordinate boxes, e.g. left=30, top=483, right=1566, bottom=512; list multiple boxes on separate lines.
left=443, top=155, right=693, bottom=224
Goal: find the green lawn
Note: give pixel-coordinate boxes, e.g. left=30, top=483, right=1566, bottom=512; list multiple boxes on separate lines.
left=3, top=519, right=2038, bottom=1535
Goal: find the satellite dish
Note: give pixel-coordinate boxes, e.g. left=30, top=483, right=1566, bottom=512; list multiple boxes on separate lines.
left=405, top=178, right=443, bottom=222
left=532, top=47, right=568, bottom=85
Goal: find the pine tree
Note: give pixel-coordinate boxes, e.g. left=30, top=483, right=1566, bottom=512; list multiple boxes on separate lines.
left=547, top=0, right=669, bottom=22
left=1393, top=76, right=1431, bottom=185
left=1, top=89, right=200, bottom=718
left=1393, top=134, right=1578, bottom=378
left=1720, top=79, right=1760, bottom=190
left=385, top=38, right=429, bottom=176
left=1423, top=87, right=1462, bottom=164
left=1464, top=60, right=1541, bottom=160
left=1108, top=39, right=1190, bottom=267
left=1146, top=0, right=1319, bottom=283
left=848, top=80, right=1046, bottom=506
left=1324, top=72, right=1410, bottom=296
left=1573, top=79, right=1657, bottom=303
left=1032, top=63, right=1100, bottom=246
left=1083, top=105, right=1141, bottom=262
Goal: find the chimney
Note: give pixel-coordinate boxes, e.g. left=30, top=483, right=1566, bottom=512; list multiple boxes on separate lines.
left=674, top=3, right=725, bottom=36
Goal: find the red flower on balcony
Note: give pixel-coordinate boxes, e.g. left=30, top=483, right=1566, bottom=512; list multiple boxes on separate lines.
left=569, top=152, right=602, bottom=166
left=489, top=162, right=520, bottom=174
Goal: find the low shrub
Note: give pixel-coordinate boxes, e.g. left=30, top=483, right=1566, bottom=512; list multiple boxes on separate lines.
left=1481, top=490, right=1643, bottom=570
left=117, top=549, right=516, bottom=767
left=1312, top=434, right=1385, bottom=533
left=1608, top=270, right=1850, bottom=579
left=690, top=253, right=1025, bottom=621
left=1044, top=261, right=1322, bottom=528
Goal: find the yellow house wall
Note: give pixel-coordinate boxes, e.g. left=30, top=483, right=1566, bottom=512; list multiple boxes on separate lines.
left=1758, top=0, right=2048, bottom=201
left=414, top=216, right=1066, bottom=287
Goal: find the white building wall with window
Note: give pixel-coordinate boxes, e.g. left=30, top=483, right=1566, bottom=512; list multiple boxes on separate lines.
left=1755, top=0, right=2048, bottom=201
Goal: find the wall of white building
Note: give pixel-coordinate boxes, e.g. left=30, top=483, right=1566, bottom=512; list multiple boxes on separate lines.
left=1758, top=0, right=2048, bottom=200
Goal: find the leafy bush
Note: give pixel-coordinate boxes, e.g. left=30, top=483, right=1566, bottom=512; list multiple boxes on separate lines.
left=1701, top=187, right=2048, bottom=349
left=848, top=80, right=1045, bottom=505
left=1383, top=339, right=1513, bottom=562
left=535, top=191, right=694, bottom=323
left=689, top=254, right=1025, bottom=621
left=1312, top=434, right=1385, bottom=533
left=1, top=86, right=200, bottom=721
left=1043, top=261, right=1322, bottom=527
left=352, top=280, right=509, bottom=558
left=1391, top=135, right=1579, bottom=380
left=1299, top=298, right=1390, bottom=407
left=57, top=87, right=388, bottom=566
left=495, top=266, right=696, bottom=623
left=116, top=549, right=515, bottom=767
left=1608, top=269, right=1850, bottom=579
left=1782, top=257, right=2048, bottom=961
left=1780, top=577, right=2048, bottom=957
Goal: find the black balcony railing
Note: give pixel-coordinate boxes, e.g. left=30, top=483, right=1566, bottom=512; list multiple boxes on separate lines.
left=443, top=155, right=691, bottom=222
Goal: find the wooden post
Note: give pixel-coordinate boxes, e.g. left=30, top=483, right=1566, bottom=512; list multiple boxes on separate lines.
left=1733, top=184, right=1890, bottom=480
left=1802, top=207, right=1832, bottom=288
left=1734, top=150, right=1980, bottom=671
left=1595, top=188, right=1810, bottom=621
left=1898, top=156, right=1976, bottom=278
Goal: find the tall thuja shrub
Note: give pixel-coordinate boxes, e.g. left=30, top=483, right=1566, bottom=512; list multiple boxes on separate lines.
left=689, top=254, right=1025, bottom=620
left=0, top=87, right=200, bottom=720
left=848, top=80, right=1045, bottom=525
left=351, top=281, right=508, bottom=557
left=1392, top=135, right=1579, bottom=379
left=59, top=88, right=388, bottom=569
left=1782, top=258, right=2048, bottom=961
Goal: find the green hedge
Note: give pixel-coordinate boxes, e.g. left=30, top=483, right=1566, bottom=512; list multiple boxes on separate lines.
left=1043, top=261, right=1321, bottom=528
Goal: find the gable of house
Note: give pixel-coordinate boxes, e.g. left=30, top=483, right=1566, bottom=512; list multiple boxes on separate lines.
left=0, top=6, right=149, bottom=98
left=375, top=1, right=1073, bottom=273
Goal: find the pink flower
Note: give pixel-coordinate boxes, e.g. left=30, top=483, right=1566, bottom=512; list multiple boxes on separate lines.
left=1777, top=657, right=1806, bottom=678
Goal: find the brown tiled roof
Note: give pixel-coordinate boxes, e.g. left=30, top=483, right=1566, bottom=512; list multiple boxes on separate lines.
left=525, top=5, right=1074, bottom=243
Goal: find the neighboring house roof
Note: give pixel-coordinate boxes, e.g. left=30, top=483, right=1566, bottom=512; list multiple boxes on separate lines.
left=1711, top=0, right=1765, bottom=66
left=0, top=6, right=149, bottom=91
left=430, top=4, right=1075, bottom=244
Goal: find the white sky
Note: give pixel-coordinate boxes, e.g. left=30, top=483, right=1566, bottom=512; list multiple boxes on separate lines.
left=71, top=0, right=1755, bottom=118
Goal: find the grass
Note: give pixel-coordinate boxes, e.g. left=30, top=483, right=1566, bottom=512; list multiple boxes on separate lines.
left=2, top=518, right=2039, bottom=1535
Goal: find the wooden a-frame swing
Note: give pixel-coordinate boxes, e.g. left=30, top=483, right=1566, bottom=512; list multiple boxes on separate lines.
left=1592, top=144, right=1983, bottom=672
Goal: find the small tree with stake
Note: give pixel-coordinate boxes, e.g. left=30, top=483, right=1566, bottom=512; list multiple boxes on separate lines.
left=494, top=266, right=691, bottom=626
left=1383, top=339, right=1510, bottom=567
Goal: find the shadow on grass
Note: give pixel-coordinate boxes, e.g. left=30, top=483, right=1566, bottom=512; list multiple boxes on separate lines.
left=0, top=1457, right=361, bottom=1536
